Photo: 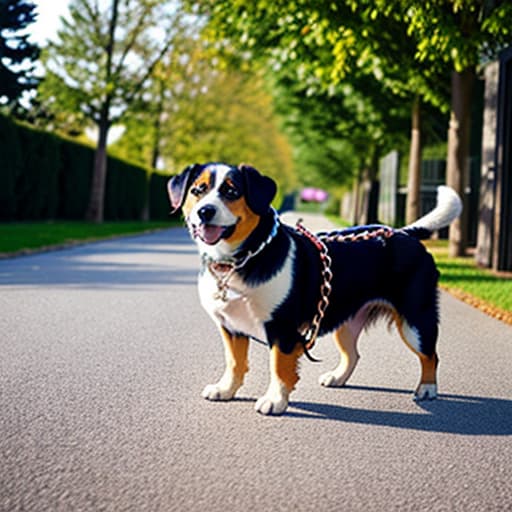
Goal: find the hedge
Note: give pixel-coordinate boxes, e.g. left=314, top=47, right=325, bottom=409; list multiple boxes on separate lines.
left=0, top=114, right=174, bottom=221
left=58, top=137, right=94, bottom=219
left=0, top=115, right=20, bottom=220
left=16, top=124, right=61, bottom=220
left=150, top=172, right=173, bottom=220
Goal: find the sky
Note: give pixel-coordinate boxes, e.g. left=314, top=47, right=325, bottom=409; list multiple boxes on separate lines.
left=30, top=1, right=70, bottom=45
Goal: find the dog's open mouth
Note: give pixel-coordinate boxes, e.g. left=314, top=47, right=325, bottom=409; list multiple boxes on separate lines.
left=194, top=224, right=236, bottom=245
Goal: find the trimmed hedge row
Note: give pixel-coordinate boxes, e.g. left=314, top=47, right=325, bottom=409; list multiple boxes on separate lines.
left=0, top=114, right=173, bottom=221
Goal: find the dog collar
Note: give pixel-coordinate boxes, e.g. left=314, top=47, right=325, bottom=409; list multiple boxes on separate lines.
left=202, top=209, right=280, bottom=301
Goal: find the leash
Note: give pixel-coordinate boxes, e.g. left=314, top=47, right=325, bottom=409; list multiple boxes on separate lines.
left=295, top=222, right=395, bottom=360
left=295, top=220, right=333, bottom=358
left=316, top=226, right=394, bottom=244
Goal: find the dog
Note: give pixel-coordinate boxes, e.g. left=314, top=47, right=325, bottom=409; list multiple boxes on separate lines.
left=168, top=162, right=462, bottom=415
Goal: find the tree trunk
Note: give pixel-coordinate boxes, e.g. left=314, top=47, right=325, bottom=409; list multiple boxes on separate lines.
left=352, top=164, right=363, bottom=225
left=367, top=146, right=380, bottom=224
left=85, top=109, right=110, bottom=222
left=406, top=96, right=422, bottom=224
left=446, top=68, right=475, bottom=257
left=85, top=0, right=119, bottom=223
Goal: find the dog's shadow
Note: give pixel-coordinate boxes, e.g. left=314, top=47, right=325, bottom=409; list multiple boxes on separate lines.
left=284, top=385, right=512, bottom=436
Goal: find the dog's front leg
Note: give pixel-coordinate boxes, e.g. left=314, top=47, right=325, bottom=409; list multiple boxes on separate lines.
left=255, top=343, right=303, bottom=416
left=202, top=327, right=249, bottom=401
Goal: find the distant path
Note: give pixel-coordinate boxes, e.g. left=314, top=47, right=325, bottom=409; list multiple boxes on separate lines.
left=280, top=210, right=338, bottom=231
left=1, top=226, right=511, bottom=511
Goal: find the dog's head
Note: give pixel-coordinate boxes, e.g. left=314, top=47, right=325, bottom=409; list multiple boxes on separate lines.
left=168, top=163, right=277, bottom=254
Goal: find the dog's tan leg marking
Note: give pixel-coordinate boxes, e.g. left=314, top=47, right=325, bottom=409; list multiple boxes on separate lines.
left=414, top=353, right=438, bottom=401
left=319, top=322, right=361, bottom=387
left=202, top=328, right=249, bottom=401
left=255, top=344, right=303, bottom=415
left=395, top=317, right=438, bottom=401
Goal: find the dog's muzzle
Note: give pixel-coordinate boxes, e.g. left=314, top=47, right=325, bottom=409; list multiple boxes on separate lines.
left=190, top=205, right=236, bottom=245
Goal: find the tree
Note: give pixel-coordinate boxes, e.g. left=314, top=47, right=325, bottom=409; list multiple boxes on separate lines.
left=111, top=36, right=296, bottom=195
left=194, top=1, right=441, bottom=221
left=404, top=0, right=512, bottom=256
left=198, top=0, right=512, bottom=243
left=39, top=0, right=189, bottom=222
left=0, top=0, right=39, bottom=109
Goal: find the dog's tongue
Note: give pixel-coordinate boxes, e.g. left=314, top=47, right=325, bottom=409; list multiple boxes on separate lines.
left=198, top=225, right=225, bottom=245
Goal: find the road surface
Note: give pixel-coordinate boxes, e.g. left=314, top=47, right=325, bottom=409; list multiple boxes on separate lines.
left=1, top=219, right=511, bottom=511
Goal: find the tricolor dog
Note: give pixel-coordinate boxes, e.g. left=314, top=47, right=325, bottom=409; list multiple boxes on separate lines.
left=168, top=162, right=462, bottom=415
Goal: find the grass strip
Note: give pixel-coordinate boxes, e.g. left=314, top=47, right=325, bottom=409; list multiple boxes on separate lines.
left=425, top=240, right=512, bottom=324
left=0, top=220, right=179, bottom=255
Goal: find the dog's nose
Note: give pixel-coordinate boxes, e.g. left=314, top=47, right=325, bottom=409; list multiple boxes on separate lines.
left=198, top=205, right=217, bottom=223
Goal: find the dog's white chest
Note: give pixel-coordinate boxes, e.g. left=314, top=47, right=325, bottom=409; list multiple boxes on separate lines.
left=198, top=247, right=295, bottom=342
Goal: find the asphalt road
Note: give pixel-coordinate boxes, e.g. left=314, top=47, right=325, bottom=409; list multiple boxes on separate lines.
left=1, top=219, right=511, bottom=512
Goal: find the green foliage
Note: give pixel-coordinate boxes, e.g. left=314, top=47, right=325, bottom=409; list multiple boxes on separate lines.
left=111, top=35, right=297, bottom=195
left=38, top=0, right=187, bottom=133
left=0, top=0, right=40, bottom=106
left=405, top=0, right=512, bottom=72
left=0, top=221, right=176, bottom=254
left=58, top=138, right=94, bottom=219
left=149, top=172, right=177, bottom=221
left=272, top=68, right=410, bottom=189
left=195, top=0, right=512, bottom=183
left=35, top=0, right=193, bottom=221
left=0, top=114, right=21, bottom=218
left=104, top=157, right=146, bottom=221
left=0, top=114, right=164, bottom=221
left=15, top=123, right=60, bottom=219
left=193, top=0, right=447, bottom=193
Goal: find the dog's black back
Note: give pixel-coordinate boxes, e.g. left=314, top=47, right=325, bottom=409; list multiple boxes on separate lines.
left=235, top=212, right=439, bottom=358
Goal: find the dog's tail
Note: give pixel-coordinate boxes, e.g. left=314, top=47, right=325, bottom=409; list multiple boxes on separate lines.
left=401, top=186, right=462, bottom=240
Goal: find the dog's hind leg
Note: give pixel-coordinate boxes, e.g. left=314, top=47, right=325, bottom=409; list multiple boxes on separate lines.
left=255, top=343, right=303, bottom=415
left=319, top=311, right=366, bottom=387
left=415, top=352, right=438, bottom=401
left=396, top=317, right=438, bottom=401
left=202, top=327, right=249, bottom=401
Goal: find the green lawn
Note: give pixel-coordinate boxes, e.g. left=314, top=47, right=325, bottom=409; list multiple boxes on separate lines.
left=425, top=240, right=512, bottom=313
left=0, top=220, right=179, bottom=254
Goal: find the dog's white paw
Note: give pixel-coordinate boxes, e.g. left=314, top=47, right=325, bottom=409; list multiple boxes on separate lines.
left=255, top=394, right=288, bottom=415
left=318, top=371, right=347, bottom=388
left=414, top=383, right=437, bottom=401
left=255, top=381, right=289, bottom=415
left=202, top=383, right=236, bottom=401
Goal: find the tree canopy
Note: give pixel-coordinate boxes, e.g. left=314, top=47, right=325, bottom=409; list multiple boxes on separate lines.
left=194, top=0, right=512, bottom=238
left=38, top=0, right=191, bottom=221
left=111, top=39, right=296, bottom=193
left=0, top=0, right=39, bottom=109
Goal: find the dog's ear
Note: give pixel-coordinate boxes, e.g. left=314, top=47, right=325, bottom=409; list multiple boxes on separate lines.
left=168, top=163, right=202, bottom=213
left=238, top=163, right=277, bottom=215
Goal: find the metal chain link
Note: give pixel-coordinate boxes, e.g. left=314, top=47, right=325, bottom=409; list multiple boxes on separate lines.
left=295, top=222, right=333, bottom=350
left=296, top=223, right=395, bottom=351
left=317, top=226, right=395, bottom=244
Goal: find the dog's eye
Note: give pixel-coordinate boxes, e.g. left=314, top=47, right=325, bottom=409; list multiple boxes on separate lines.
left=219, top=182, right=240, bottom=201
left=190, top=183, right=207, bottom=197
